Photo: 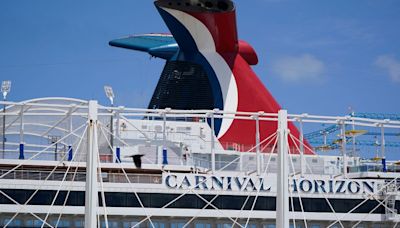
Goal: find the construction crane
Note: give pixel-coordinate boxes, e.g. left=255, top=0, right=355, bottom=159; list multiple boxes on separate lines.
left=309, top=138, right=400, bottom=148
left=350, top=112, right=400, bottom=121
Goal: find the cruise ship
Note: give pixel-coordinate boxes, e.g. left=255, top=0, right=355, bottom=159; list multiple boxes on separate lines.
left=1, top=0, right=400, bottom=227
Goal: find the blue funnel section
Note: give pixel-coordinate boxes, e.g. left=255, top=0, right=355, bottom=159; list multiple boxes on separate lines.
left=109, top=9, right=225, bottom=136
left=109, top=34, right=178, bottom=59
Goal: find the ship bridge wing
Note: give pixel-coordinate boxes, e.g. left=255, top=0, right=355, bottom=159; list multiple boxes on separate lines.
left=109, top=34, right=178, bottom=59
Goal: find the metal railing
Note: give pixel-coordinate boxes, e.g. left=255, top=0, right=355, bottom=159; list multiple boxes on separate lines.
left=0, top=98, right=399, bottom=175
left=0, top=169, right=162, bottom=184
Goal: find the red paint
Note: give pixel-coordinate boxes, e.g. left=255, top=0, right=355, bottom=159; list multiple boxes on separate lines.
left=238, top=40, right=258, bottom=66
left=183, top=9, right=313, bottom=154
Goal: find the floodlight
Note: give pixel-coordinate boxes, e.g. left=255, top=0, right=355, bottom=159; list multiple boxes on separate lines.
left=1, top=81, right=11, bottom=100
left=104, top=86, right=114, bottom=105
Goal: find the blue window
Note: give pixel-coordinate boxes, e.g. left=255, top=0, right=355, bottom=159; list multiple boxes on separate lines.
left=101, top=221, right=120, bottom=228
left=217, top=224, right=232, bottom=228
left=4, top=219, right=22, bottom=227
left=264, top=225, right=276, bottom=228
left=26, top=219, right=44, bottom=227
left=290, top=224, right=304, bottom=228
left=240, top=224, right=256, bottom=228
left=75, top=220, right=84, bottom=228
left=51, top=219, right=71, bottom=227
left=153, top=221, right=166, bottom=228
left=171, top=222, right=186, bottom=228
left=123, top=221, right=140, bottom=228
left=195, top=223, right=211, bottom=228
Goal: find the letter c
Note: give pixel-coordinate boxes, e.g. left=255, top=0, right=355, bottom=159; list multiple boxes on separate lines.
left=166, top=175, right=178, bottom=188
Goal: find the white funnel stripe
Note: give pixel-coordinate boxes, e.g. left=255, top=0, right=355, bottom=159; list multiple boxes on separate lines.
left=162, top=8, right=216, bottom=52
left=202, top=53, right=238, bottom=138
left=162, top=7, right=239, bottom=139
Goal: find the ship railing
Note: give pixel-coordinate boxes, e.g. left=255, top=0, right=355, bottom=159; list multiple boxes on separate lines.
left=0, top=169, right=162, bottom=184
left=0, top=98, right=399, bottom=176
left=349, top=164, right=400, bottom=173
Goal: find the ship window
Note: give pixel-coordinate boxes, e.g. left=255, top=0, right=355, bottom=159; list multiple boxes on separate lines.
left=195, top=223, right=211, bottom=228
left=264, top=225, right=276, bottom=228
left=26, top=219, right=42, bottom=227
left=153, top=221, right=166, bottom=228
left=74, top=220, right=84, bottom=228
left=0, top=189, right=389, bottom=214
left=123, top=221, right=140, bottom=228
left=170, top=194, right=199, bottom=208
left=312, top=159, right=318, bottom=163
left=100, top=220, right=119, bottom=228
left=290, top=225, right=304, bottom=228
left=243, top=224, right=256, bottom=228
left=4, top=218, right=22, bottom=226
left=310, top=225, right=321, bottom=228
left=217, top=224, right=232, bottom=228
left=171, top=222, right=186, bottom=228
left=51, top=219, right=71, bottom=227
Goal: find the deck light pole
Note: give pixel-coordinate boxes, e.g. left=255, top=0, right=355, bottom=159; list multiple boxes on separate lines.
left=104, top=86, right=115, bottom=158
left=1, top=80, right=11, bottom=159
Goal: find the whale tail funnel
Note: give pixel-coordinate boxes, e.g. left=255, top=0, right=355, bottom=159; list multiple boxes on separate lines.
left=109, top=0, right=314, bottom=154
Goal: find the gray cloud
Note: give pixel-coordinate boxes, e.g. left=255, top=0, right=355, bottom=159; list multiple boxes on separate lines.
left=272, top=54, right=325, bottom=82
left=375, top=55, right=400, bottom=83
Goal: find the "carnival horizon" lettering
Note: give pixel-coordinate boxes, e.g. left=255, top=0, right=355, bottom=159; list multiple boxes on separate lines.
left=163, top=174, right=378, bottom=195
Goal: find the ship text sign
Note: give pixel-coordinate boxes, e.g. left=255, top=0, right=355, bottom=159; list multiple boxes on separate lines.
left=163, top=174, right=379, bottom=195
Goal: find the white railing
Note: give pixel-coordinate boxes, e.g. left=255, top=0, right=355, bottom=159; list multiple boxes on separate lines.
left=0, top=97, right=399, bottom=174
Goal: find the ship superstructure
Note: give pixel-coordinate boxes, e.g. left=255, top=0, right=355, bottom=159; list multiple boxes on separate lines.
left=0, top=98, right=399, bottom=228
left=0, top=0, right=400, bottom=228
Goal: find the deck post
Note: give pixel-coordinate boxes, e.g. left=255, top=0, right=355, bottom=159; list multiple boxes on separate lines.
left=19, top=105, right=24, bottom=159
left=85, top=100, right=99, bottom=228
left=341, top=122, right=347, bottom=178
left=68, top=109, right=73, bottom=161
left=210, top=110, right=216, bottom=174
left=381, top=124, right=386, bottom=172
left=276, top=110, right=289, bottom=228
left=160, top=109, right=170, bottom=165
left=255, top=114, right=261, bottom=176
left=115, top=107, right=122, bottom=163
left=299, top=118, right=305, bottom=176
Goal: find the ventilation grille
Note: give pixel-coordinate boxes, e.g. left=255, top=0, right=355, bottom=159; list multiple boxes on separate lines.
left=148, top=61, right=214, bottom=110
